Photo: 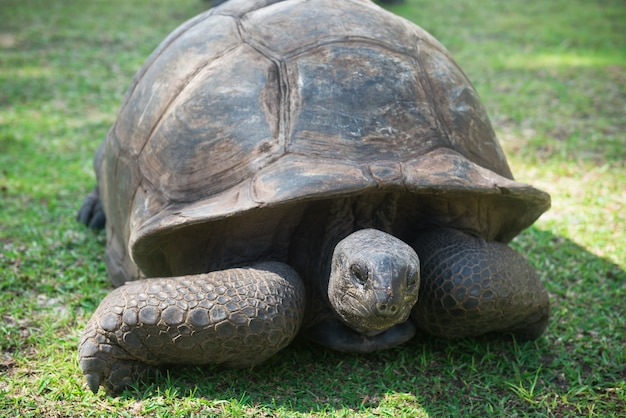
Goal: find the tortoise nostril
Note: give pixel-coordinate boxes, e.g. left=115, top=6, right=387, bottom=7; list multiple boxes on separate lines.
left=376, top=302, right=399, bottom=317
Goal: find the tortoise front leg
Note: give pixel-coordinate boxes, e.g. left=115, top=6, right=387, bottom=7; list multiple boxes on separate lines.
left=411, top=228, right=550, bottom=340
left=78, top=262, right=305, bottom=394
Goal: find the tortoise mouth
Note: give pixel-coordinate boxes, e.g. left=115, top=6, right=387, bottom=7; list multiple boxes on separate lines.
left=335, top=301, right=414, bottom=337
left=331, top=294, right=417, bottom=337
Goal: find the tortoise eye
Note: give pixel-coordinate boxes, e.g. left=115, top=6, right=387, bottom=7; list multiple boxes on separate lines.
left=350, top=265, right=367, bottom=286
left=407, top=269, right=419, bottom=289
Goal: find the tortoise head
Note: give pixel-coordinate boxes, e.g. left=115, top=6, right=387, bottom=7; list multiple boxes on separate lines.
left=329, top=229, right=420, bottom=336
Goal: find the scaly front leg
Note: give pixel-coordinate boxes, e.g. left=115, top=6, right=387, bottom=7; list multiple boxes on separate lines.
left=411, top=228, right=550, bottom=340
left=79, top=261, right=305, bottom=394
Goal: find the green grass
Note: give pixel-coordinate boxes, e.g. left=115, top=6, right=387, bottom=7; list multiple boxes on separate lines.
left=1, top=0, right=624, bottom=416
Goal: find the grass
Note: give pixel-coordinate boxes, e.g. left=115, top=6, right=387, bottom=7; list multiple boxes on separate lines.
left=1, top=0, right=624, bottom=416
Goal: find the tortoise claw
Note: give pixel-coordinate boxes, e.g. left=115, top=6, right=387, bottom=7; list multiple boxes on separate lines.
left=79, top=342, right=147, bottom=394
left=78, top=319, right=147, bottom=394
left=84, top=373, right=101, bottom=394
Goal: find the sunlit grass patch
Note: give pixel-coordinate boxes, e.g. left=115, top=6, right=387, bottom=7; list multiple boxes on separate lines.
left=503, top=52, right=626, bottom=69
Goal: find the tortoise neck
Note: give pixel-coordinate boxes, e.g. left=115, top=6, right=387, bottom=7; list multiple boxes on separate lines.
left=289, top=193, right=399, bottom=305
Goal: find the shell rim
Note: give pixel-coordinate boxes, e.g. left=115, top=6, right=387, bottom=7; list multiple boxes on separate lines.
left=129, top=147, right=551, bottom=262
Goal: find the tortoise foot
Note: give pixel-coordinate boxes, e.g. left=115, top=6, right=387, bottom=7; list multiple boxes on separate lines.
left=78, top=322, right=148, bottom=394
left=304, top=319, right=416, bottom=353
left=506, top=307, right=550, bottom=341
left=78, top=262, right=305, bottom=393
left=76, top=187, right=105, bottom=230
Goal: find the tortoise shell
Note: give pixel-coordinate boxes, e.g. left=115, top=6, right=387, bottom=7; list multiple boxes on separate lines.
left=95, top=0, right=549, bottom=285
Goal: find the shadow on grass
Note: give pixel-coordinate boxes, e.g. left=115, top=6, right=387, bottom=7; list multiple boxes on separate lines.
left=105, top=228, right=625, bottom=414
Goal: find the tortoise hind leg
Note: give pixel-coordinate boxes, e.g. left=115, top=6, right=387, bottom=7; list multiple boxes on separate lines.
left=77, top=141, right=106, bottom=229
left=411, top=228, right=550, bottom=340
left=78, top=262, right=305, bottom=394
left=77, top=187, right=106, bottom=230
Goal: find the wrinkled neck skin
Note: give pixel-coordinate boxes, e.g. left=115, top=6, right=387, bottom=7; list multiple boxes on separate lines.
left=289, top=194, right=420, bottom=336
left=288, top=197, right=356, bottom=321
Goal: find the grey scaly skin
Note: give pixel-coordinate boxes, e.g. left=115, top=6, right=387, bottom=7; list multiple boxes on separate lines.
left=411, top=228, right=550, bottom=340
left=78, top=223, right=548, bottom=394
left=78, top=262, right=305, bottom=394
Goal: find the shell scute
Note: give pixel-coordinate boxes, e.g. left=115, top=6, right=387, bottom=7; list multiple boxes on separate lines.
left=115, top=15, right=242, bottom=158
left=138, top=44, right=282, bottom=202
left=240, top=0, right=419, bottom=58
left=286, top=43, right=440, bottom=162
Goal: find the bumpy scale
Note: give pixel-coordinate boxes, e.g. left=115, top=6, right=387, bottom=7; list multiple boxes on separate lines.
left=411, top=229, right=550, bottom=340
left=79, top=262, right=304, bottom=393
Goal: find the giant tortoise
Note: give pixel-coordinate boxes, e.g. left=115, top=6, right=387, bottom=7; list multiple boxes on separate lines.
left=77, top=0, right=551, bottom=393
